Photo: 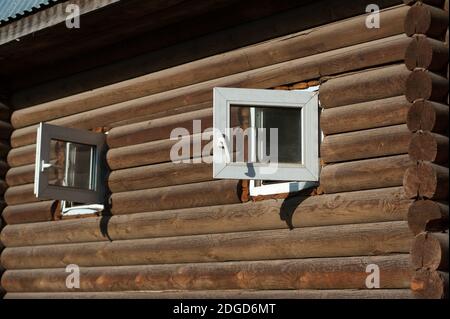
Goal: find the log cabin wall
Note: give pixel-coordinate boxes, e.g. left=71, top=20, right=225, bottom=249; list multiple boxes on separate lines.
left=0, top=97, right=11, bottom=298
left=0, top=0, right=448, bottom=298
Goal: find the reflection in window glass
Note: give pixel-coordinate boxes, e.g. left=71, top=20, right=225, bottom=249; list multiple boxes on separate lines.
left=230, top=105, right=302, bottom=165
left=48, top=140, right=95, bottom=191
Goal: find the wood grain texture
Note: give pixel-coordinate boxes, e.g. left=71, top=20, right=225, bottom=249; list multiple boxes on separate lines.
left=7, top=144, right=36, bottom=167
left=411, top=232, right=449, bottom=271
left=404, top=3, right=449, bottom=38
left=107, top=133, right=211, bottom=170
left=403, top=162, right=449, bottom=199
left=405, top=70, right=449, bottom=103
left=411, top=269, right=449, bottom=298
left=319, top=65, right=411, bottom=108
left=405, top=35, right=449, bottom=71
left=320, top=154, right=413, bottom=193
left=1, top=187, right=412, bottom=247
left=321, top=125, right=412, bottom=163
left=110, top=180, right=242, bottom=215
left=0, top=221, right=413, bottom=269
left=408, top=131, right=448, bottom=164
left=320, top=96, right=411, bottom=135
left=2, top=201, right=57, bottom=225
left=406, top=100, right=449, bottom=133
left=108, top=160, right=213, bottom=193
left=107, top=108, right=212, bottom=148
left=3, top=289, right=416, bottom=299
left=1, top=255, right=412, bottom=292
left=4, top=184, right=37, bottom=206
left=10, top=33, right=411, bottom=148
left=10, top=6, right=409, bottom=130
left=407, top=200, right=449, bottom=235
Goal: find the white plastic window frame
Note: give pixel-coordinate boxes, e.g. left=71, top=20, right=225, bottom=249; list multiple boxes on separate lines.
left=213, top=87, right=320, bottom=182
left=34, top=122, right=107, bottom=205
left=249, top=86, right=321, bottom=196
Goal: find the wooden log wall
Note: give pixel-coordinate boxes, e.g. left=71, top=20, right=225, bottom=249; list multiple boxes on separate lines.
left=403, top=0, right=450, bottom=299
left=1, top=1, right=448, bottom=299
left=0, top=100, right=11, bottom=298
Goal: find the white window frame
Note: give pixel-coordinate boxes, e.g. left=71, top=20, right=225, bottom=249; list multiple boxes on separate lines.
left=213, top=87, right=320, bottom=182
left=34, top=123, right=107, bottom=204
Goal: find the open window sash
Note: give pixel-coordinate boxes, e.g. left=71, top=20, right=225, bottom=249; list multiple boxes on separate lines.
left=34, top=123, right=106, bottom=204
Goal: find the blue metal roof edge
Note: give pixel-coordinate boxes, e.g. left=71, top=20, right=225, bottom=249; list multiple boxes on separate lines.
left=0, top=0, right=62, bottom=25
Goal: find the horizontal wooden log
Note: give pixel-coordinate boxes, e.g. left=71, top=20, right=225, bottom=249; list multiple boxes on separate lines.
left=107, top=108, right=212, bottom=148
left=320, top=96, right=412, bottom=135
left=0, top=255, right=412, bottom=292
left=108, top=100, right=211, bottom=128
left=407, top=100, right=449, bottom=133
left=107, top=133, right=211, bottom=170
left=405, top=35, right=449, bottom=71
left=320, top=154, right=413, bottom=194
left=411, top=269, right=449, bottom=298
left=111, top=179, right=242, bottom=215
left=405, top=70, right=449, bottom=103
left=10, top=6, right=409, bottom=130
left=5, top=163, right=34, bottom=187
left=0, top=221, right=413, bottom=269
left=1, top=187, right=412, bottom=247
left=2, top=201, right=57, bottom=225
left=3, top=289, right=416, bottom=299
left=407, top=200, right=449, bottom=235
left=405, top=3, right=449, bottom=38
left=319, top=65, right=411, bottom=108
left=7, top=144, right=35, bottom=167
left=10, top=33, right=412, bottom=148
left=321, top=125, right=412, bottom=164
left=109, top=160, right=212, bottom=193
left=411, top=232, right=449, bottom=271
left=403, top=162, right=449, bottom=199
left=408, top=131, right=449, bottom=164
left=4, top=183, right=37, bottom=206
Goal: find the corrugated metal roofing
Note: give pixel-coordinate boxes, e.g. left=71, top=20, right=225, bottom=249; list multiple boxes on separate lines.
left=0, top=0, right=61, bottom=25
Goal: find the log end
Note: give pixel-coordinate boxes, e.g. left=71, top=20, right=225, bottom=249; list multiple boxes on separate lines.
left=408, top=131, right=438, bottom=162
left=405, top=36, right=434, bottom=70
left=407, top=100, right=437, bottom=132
left=408, top=200, right=449, bottom=235
left=403, top=162, right=439, bottom=199
left=405, top=4, right=432, bottom=37
left=411, top=232, right=448, bottom=270
left=405, top=70, right=433, bottom=103
left=411, top=269, right=449, bottom=299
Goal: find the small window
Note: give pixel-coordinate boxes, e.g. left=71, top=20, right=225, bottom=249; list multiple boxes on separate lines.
left=34, top=123, right=107, bottom=205
left=213, top=87, right=320, bottom=182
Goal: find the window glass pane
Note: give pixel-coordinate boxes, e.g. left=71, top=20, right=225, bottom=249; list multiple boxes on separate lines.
left=230, top=105, right=302, bottom=165
left=48, top=140, right=95, bottom=191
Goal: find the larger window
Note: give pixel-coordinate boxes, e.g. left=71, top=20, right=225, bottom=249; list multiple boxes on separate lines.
left=213, top=87, right=320, bottom=184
